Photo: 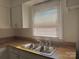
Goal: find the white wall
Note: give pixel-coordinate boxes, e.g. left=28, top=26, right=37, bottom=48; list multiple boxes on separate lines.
left=22, top=0, right=78, bottom=43
left=22, top=4, right=31, bottom=28
left=63, top=9, right=78, bottom=42
left=12, top=0, right=78, bottom=43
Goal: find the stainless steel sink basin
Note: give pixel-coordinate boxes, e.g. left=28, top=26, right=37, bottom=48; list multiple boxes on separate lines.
left=22, top=43, right=56, bottom=55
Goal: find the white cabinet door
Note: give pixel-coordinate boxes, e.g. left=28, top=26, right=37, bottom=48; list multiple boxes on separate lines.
left=11, top=6, right=22, bottom=28
left=67, top=0, right=79, bottom=7
left=0, top=7, right=11, bottom=28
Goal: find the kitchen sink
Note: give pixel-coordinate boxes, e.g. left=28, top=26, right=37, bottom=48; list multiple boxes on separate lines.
left=22, top=43, right=56, bottom=56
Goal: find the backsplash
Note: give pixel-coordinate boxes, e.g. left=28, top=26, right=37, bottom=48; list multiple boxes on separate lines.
left=0, top=28, right=14, bottom=38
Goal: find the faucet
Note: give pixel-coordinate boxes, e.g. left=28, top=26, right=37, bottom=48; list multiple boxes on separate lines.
left=38, top=39, right=50, bottom=52
left=33, top=37, right=55, bottom=53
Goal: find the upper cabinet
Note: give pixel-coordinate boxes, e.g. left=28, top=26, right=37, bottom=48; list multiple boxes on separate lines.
left=11, top=6, right=23, bottom=28
left=0, top=7, right=11, bottom=28
left=11, top=0, right=50, bottom=28
left=0, top=0, right=11, bottom=7
left=66, top=0, right=79, bottom=9
left=0, top=0, right=11, bottom=28
left=11, top=0, right=32, bottom=28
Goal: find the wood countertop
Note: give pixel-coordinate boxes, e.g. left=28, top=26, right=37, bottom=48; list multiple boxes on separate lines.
left=0, top=38, right=76, bottom=59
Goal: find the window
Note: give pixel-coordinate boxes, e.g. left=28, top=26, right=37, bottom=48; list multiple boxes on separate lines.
left=32, top=0, right=63, bottom=39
